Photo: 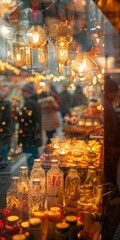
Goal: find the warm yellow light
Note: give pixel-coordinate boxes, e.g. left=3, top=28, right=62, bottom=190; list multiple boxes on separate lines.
left=13, top=34, right=32, bottom=67
left=27, top=25, right=47, bottom=49
left=0, top=0, right=17, bottom=16
left=33, top=32, right=39, bottom=44
left=55, top=35, right=72, bottom=65
left=70, top=50, right=98, bottom=85
left=16, top=53, right=21, bottom=61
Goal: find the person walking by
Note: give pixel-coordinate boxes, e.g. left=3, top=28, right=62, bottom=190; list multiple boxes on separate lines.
left=38, top=91, right=60, bottom=145
left=17, top=81, right=42, bottom=173
left=71, top=85, right=88, bottom=108
left=59, top=84, right=72, bottom=118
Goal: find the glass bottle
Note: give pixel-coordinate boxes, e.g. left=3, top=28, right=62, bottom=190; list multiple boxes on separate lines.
left=77, top=185, right=94, bottom=236
left=84, top=165, right=97, bottom=195
left=47, top=159, right=64, bottom=210
left=65, top=165, right=80, bottom=216
left=19, top=166, right=29, bottom=221
left=6, top=176, right=20, bottom=217
left=29, top=178, right=44, bottom=217
left=30, top=159, right=46, bottom=209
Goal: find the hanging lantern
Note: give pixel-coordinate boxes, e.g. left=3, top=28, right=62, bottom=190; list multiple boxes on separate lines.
left=38, top=44, right=48, bottom=65
left=70, top=50, right=98, bottom=85
left=27, top=25, right=47, bottom=49
left=13, top=34, right=32, bottom=67
left=55, top=35, right=72, bottom=65
left=0, top=0, right=17, bottom=16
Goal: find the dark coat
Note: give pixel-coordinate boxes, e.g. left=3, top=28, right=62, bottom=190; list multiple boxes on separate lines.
left=17, top=94, right=41, bottom=147
left=59, top=90, right=72, bottom=116
left=0, top=98, right=13, bottom=146
left=104, top=97, right=120, bottom=185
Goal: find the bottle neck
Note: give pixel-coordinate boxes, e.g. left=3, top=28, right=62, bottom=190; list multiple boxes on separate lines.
left=69, top=168, right=78, bottom=174
left=51, top=163, right=59, bottom=169
left=33, top=183, right=41, bottom=191
left=20, top=172, right=29, bottom=183
left=12, top=180, right=19, bottom=189
left=34, top=163, right=41, bottom=169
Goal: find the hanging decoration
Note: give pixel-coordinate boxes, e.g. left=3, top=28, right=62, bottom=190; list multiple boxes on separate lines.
left=26, top=25, right=47, bottom=49
left=29, top=4, right=43, bottom=25
left=55, top=35, right=73, bottom=65
left=0, top=0, right=17, bottom=16
left=70, top=49, right=99, bottom=85
left=13, top=33, right=32, bottom=67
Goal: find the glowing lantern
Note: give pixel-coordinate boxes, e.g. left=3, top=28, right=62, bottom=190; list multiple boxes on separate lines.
left=13, top=34, right=32, bottom=67
left=27, top=25, right=47, bottom=49
left=55, top=35, right=72, bottom=65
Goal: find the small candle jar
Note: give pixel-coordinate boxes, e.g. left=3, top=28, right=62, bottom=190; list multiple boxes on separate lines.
left=47, top=210, right=61, bottom=240
left=33, top=211, right=48, bottom=240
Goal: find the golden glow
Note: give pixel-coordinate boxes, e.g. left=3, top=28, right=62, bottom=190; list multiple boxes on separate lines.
left=19, top=112, right=23, bottom=116
left=28, top=110, right=32, bottom=116
left=27, top=25, right=47, bottom=49
left=21, top=118, right=24, bottom=122
left=70, top=50, right=98, bottom=84
left=55, top=36, right=72, bottom=65
left=19, top=129, right=23, bottom=133
left=13, top=34, right=32, bottom=67
left=19, top=143, right=23, bottom=147
left=1, top=106, right=5, bottom=110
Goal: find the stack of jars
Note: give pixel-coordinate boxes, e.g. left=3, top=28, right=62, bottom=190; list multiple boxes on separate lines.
left=0, top=158, right=102, bottom=240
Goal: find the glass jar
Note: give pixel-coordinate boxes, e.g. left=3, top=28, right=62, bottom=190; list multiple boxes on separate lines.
left=47, top=159, right=64, bottom=210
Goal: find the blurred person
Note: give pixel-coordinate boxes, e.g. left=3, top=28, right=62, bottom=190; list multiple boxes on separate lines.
left=3, top=83, right=10, bottom=97
left=17, top=82, right=41, bottom=172
left=71, top=85, right=88, bottom=108
left=38, top=91, right=60, bottom=144
left=104, top=75, right=120, bottom=189
left=102, top=75, right=120, bottom=240
left=59, top=84, right=72, bottom=118
left=50, top=84, right=61, bottom=107
left=49, top=84, right=63, bottom=134
left=0, top=88, right=13, bottom=168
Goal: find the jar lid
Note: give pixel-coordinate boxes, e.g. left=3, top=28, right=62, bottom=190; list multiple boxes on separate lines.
left=11, top=176, right=20, bottom=181
left=12, top=234, right=26, bottom=240
left=7, top=216, right=19, bottom=224
left=21, top=221, right=29, bottom=229
left=29, top=218, right=41, bottom=227
left=20, top=166, right=27, bottom=172
left=50, top=207, right=61, bottom=212
left=56, top=222, right=69, bottom=231
left=51, top=159, right=58, bottom=164
left=33, top=211, right=47, bottom=220
left=33, top=179, right=41, bottom=184
left=34, top=159, right=41, bottom=163
left=65, top=215, right=77, bottom=225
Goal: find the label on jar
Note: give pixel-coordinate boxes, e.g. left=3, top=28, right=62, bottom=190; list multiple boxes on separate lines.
left=47, top=175, right=63, bottom=209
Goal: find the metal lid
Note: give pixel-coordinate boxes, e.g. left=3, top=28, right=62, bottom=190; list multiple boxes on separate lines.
left=29, top=218, right=41, bottom=227
left=56, top=222, right=69, bottom=231
left=7, top=215, right=19, bottom=224
left=12, top=234, right=26, bottom=240
left=65, top=215, right=77, bottom=225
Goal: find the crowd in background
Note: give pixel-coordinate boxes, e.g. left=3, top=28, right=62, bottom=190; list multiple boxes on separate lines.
left=0, top=77, right=120, bottom=191
left=0, top=80, right=88, bottom=171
